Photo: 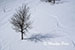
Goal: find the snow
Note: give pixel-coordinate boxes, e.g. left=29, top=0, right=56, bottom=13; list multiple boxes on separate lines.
left=0, top=0, right=75, bottom=50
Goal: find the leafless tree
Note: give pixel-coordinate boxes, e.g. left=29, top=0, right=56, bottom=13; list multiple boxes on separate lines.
left=48, top=0, right=55, bottom=4
left=48, top=0, right=52, bottom=2
left=10, top=5, right=31, bottom=40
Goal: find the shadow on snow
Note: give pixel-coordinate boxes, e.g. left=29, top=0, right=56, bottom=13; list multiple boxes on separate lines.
left=24, top=33, right=60, bottom=42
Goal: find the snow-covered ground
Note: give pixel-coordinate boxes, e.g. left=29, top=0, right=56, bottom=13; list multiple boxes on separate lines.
left=0, top=0, right=75, bottom=50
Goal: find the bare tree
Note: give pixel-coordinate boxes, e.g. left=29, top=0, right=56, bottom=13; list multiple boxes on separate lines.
left=48, top=0, right=52, bottom=2
left=48, top=0, right=55, bottom=4
left=10, top=5, right=31, bottom=40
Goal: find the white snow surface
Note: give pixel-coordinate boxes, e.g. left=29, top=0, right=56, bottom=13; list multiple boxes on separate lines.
left=0, top=0, right=75, bottom=50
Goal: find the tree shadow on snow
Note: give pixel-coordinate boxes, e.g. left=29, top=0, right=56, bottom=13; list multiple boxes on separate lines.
left=24, top=33, right=60, bottom=42
left=55, top=0, right=69, bottom=4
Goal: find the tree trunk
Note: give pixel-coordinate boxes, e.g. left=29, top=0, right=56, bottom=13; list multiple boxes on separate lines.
left=21, top=33, right=23, bottom=40
left=48, top=0, right=52, bottom=2
left=53, top=0, right=55, bottom=4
